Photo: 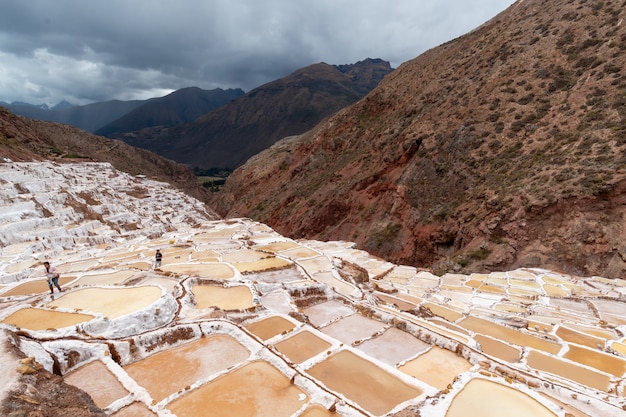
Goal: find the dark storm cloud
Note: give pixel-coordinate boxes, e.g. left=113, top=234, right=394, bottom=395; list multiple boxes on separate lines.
left=0, top=0, right=516, bottom=105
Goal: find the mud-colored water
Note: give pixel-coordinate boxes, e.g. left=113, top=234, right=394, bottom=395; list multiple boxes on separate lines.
left=110, top=402, right=156, bottom=417
left=279, top=246, right=321, bottom=259
left=166, top=360, right=308, bottom=417
left=527, top=350, right=611, bottom=391
left=2, top=307, right=94, bottom=330
left=320, top=313, right=386, bottom=346
left=474, top=334, right=522, bottom=362
left=556, top=326, right=604, bottom=349
left=1, top=276, right=75, bottom=296
left=302, top=300, right=354, bottom=328
left=374, top=293, right=418, bottom=311
left=459, top=316, right=560, bottom=354
left=564, top=344, right=626, bottom=377
left=232, top=257, right=292, bottom=274
left=445, top=378, right=556, bottom=417
left=65, top=360, right=129, bottom=409
left=124, top=334, right=250, bottom=402
left=161, top=263, right=235, bottom=279
left=422, top=302, right=464, bottom=322
left=48, top=286, right=162, bottom=319
left=71, top=270, right=137, bottom=286
left=398, top=346, right=472, bottom=390
left=245, top=315, right=296, bottom=341
left=254, top=241, right=301, bottom=254
left=300, top=404, right=336, bottom=417
left=357, top=327, right=430, bottom=366
left=308, top=349, right=422, bottom=416
left=274, top=330, right=332, bottom=364
left=192, top=285, right=254, bottom=310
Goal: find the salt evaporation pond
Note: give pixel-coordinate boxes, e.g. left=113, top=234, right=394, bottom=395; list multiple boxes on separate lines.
left=1, top=162, right=626, bottom=417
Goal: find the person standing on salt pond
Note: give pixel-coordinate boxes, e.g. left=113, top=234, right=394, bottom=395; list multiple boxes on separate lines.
left=43, top=261, right=63, bottom=294
left=154, top=249, right=163, bottom=268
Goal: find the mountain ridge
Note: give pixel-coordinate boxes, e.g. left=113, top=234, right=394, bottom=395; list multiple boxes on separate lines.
left=112, top=58, right=394, bottom=170
left=213, top=0, right=626, bottom=278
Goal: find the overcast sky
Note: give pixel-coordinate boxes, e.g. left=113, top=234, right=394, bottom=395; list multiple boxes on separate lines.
left=0, top=0, right=516, bottom=106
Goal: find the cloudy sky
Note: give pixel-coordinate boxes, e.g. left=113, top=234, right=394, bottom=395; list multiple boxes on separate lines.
left=0, top=0, right=516, bottom=106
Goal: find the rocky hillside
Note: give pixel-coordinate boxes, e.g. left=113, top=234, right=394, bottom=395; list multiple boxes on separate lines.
left=0, top=107, right=213, bottom=204
left=214, top=0, right=626, bottom=278
left=115, top=58, right=393, bottom=170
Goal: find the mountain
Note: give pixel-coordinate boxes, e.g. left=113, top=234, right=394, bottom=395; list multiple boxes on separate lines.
left=0, top=106, right=212, bottom=203
left=113, top=58, right=394, bottom=170
left=4, top=99, right=145, bottom=132
left=212, top=0, right=626, bottom=278
left=3, top=87, right=242, bottom=134
left=95, top=87, right=244, bottom=136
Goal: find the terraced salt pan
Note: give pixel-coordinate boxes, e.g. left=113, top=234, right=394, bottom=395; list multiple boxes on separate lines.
left=161, top=263, right=236, bottom=279
left=65, top=360, right=129, bottom=409
left=274, top=330, right=333, bottom=364
left=48, top=286, right=162, bottom=319
left=356, top=326, right=431, bottom=366
left=320, top=313, right=386, bottom=346
left=445, top=378, right=557, bottom=417
left=2, top=163, right=626, bottom=417
left=166, top=361, right=308, bottom=417
left=244, top=315, right=296, bottom=341
left=124, top=334, right=250, bottom=402
left=191, top=284, right=254, bottom=310
left=111, top=402, right=156, bottom=417
left=398, top=346, right=472, bottom=390
left=0, top=276, right=75, bottom=296
left=307, top=349, right=423, bottom=416
left=2, top=307, right=95, bottom=330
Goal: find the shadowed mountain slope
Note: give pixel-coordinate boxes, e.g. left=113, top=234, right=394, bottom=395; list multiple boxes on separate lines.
left=114, top=58, right=393, bottom=170
left=214, top=0, right=626, bottom=278
left=95, top=87, right=244, bottom=137
left=5, top=100, right=145, bottom=133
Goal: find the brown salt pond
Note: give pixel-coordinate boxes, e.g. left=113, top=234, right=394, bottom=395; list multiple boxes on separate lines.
left=374, top=292, right=418, bottom=311
left=459, top=316, right=561, bottom=354
left=254, top=241, right=301, bottom=254
left=245, top=315, right=296, bottom=340
left=527, top=350, right=611, bottom=391
left=71, top=270, right=137, bottom=286
left=278, top=246, right=321, bottom=260
left=48, top=286, right=162, bottom=319
left=300, top=404, right=337, bottom=417
left=274, top=330, right=332, bottom=364
left=398, top=346, right=472, bottom=390
left=563, top=344, right=626, bottom=377
left=357, top=327, right=431, bottom=366
left=302, top=300, right=354, bottom=328
left=320, top=313, right=386, bottom=346
left=308, top=349, right=422, bottom=416
left=124, top=334, right=250, bottom=402
left=474, top=334, right=522, bottom=362
left=192, top=284, right=254, bottom=310
left=232, top=257, right=292, bottom=274
left=166, top=360, right=308, bottom=417
left=445, top=378, right=556, bottom=417
left=422, top=302, right=464, bottom=322
left=161, top=263, right=235, bottom=279
left=556, top=326, right=605, bottom=349
left=65, top=360, right=129, bottom=409
left=1, top=307, right=95, bottom=330
left=0, top=276, right=75, bottom=296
